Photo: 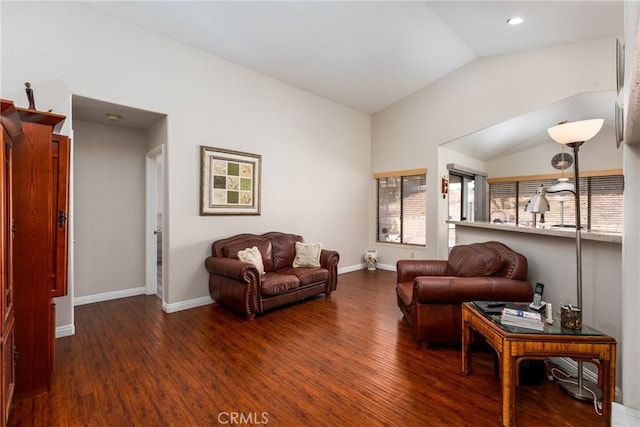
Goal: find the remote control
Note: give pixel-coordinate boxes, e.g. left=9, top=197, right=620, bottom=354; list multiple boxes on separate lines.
left=487, top=302, right=506, bottom=308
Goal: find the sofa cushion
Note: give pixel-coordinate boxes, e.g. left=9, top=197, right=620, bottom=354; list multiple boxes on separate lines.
left=293, top=242, right=322, bottom=268
left=277, top=266, right=329, bottom=286
left=265, top=233, right=302, bottom=271
left=261, top=272, right=299, bottom=296
left=237, top=246, right=265, bottom=275
left=217, top=236, right=274, bottom=272
left=447, top=243, right=502, bottom=277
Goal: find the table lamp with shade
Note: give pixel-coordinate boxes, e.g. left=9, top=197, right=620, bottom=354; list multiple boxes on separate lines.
left=524, top=185, right=549, bottom=226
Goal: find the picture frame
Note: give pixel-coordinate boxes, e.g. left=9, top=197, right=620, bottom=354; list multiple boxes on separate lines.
left=200, top=146, right=261, bottom=215
left=616, top=37, right=624, bottom=94
left=615, top=100, right=624, bottom=149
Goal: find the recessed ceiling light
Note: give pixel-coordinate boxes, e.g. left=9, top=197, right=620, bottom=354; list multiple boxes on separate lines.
left=507, top=17, right=524, bottom=26
left=106, top=113, right=122, bottom=122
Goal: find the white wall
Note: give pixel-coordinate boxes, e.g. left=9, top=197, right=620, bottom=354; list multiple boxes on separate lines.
left=622, top=0, right=640, bottom=410
left=371, top=37, right=615, bottom=262
left=1, top=3, right=371, bottom=322
left=622, top=141, right=640, bottom=409
left=73, top=120, right=147, bottom=299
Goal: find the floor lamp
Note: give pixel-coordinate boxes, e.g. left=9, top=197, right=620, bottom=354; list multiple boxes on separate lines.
left=547, top=118, right=604, bottom=401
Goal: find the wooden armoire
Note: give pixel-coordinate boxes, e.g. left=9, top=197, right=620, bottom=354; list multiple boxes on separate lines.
left=0, top=99, right=70, bottom=423
left=0, top=100, right=18, bottom=427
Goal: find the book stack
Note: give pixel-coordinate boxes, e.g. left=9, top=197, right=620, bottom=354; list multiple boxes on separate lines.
left=501, top=307, right=544, bottom=331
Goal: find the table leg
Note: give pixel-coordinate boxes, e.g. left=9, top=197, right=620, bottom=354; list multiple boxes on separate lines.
left=600, top=347, right=616, bottom=427
left=501, top=343, right=515, bottom=427
left=462, top=315, right=471, bottom=375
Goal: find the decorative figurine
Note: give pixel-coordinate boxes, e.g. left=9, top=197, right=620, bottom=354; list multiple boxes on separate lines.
left=25, top=81, right=36, bottom=110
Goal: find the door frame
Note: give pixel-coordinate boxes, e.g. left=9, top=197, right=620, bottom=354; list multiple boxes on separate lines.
left=145, top=145, right=164, bottom=297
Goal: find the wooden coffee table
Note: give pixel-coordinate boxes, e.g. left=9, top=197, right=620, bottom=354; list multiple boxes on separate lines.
left=461, top=302, right=617, bottom=427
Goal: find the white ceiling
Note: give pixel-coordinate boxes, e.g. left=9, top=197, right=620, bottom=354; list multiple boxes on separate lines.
left=75, top=1, right=624, bottom=159
left=73, top=95, right=166, bottom=129
left=82, top=1, right=623, bottom=114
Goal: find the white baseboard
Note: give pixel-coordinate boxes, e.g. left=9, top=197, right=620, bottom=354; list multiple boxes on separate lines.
left=55, top=323, right=75, bottom=338
left=73, top=286, right=146, bottom=306
left=549, top=356, right=622, bottom=402
left=613, top=402, right=640, bottom=426
left=338, top=264, right=364, bottom=274
left=162, top=296, right=213, bottom=313
left=377, top=263, right=396, bottom=271
left=339, top=263, right=396, bottom=274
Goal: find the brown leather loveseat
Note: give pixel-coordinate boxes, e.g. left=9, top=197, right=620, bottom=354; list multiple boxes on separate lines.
left=396, top=241, right=533, bottom=345
left=205, top=232, right=339, bottom=319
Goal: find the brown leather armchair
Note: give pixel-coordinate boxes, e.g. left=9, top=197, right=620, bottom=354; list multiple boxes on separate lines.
left=396, top=241, right=533, bottom=345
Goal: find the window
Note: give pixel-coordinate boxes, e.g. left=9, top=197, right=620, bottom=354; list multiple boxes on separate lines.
left=489, top=172, right=623, bottom=233
left=375, top=169, right=426, bottom=245
left=447, top=173, right=475, bottom=249
left=445, top=164, right=488, bottom=251
left=448, top=173, right=475, bottom=222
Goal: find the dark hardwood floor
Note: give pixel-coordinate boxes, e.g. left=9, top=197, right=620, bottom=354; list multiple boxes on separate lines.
left=9, top=270, right=602, bottom=426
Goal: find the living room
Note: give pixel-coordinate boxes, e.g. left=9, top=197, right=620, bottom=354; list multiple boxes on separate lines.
left=1, top=1, right=639, bottom=425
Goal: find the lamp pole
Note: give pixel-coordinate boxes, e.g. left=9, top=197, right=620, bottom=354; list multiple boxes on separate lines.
left=547, top=118, right=604, bottom=402
left=570, top=141, right=583, bottom=310
left=561, top=141, right=601, bottom=401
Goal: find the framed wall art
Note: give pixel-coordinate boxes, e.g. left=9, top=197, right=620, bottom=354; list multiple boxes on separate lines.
left=200, top=146, right=261, bottom=215
left=616, top=37, right=624, bottom=94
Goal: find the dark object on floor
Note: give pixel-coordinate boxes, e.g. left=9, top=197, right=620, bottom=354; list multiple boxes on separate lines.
left=519, top=360, right=547, bottom=385
left=492, top=353, right=546, bottom=385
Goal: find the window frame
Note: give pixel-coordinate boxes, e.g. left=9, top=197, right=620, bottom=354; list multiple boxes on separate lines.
left=374, top=169, right=427, bottom=246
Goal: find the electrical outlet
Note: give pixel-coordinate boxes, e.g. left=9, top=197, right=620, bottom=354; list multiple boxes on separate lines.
left=410, top=251, right=415, bottom=258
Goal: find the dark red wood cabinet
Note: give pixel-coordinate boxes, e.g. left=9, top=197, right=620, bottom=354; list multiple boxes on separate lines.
left=0, top=99, right=18, bottom=427
left=3, top=103, right=70, bottom=409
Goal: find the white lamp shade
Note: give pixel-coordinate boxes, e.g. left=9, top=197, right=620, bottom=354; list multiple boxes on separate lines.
left=525, top=187, right=550, bottom=213
left=547, top=119, right=604, bottom=144
left=548, top=177, right=575, bottom=194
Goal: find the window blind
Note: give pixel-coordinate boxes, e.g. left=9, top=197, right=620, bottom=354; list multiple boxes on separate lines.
left=376, top=173, right=426, bottom=245
left=489, top=182, right=517, bottom=224
left=489, top=174, right=623, bottom=232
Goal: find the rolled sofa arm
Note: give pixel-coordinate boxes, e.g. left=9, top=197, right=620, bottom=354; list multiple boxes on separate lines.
left=205, top=256, right=261, bottom=319
left=320, top=249, right=340, bottom=291
left=412, top=276, right=533, bottom=305
left=320, top=249, right=339, bottom=268
left=205, top=256, right=258, bottom=280
left=397, top=260, right=448, bottom=283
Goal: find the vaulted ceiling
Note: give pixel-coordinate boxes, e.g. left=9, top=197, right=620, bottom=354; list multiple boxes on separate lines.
left=83, top=1, right=623, bottom=114
left=76, top=1, right=625, bottom=159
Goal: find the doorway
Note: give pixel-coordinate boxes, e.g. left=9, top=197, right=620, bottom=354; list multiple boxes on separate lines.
left=71, top=95, right=167, bottom=312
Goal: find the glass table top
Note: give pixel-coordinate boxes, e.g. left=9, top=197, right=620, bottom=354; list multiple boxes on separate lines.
left=471, top=301, right=604, bottom=337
